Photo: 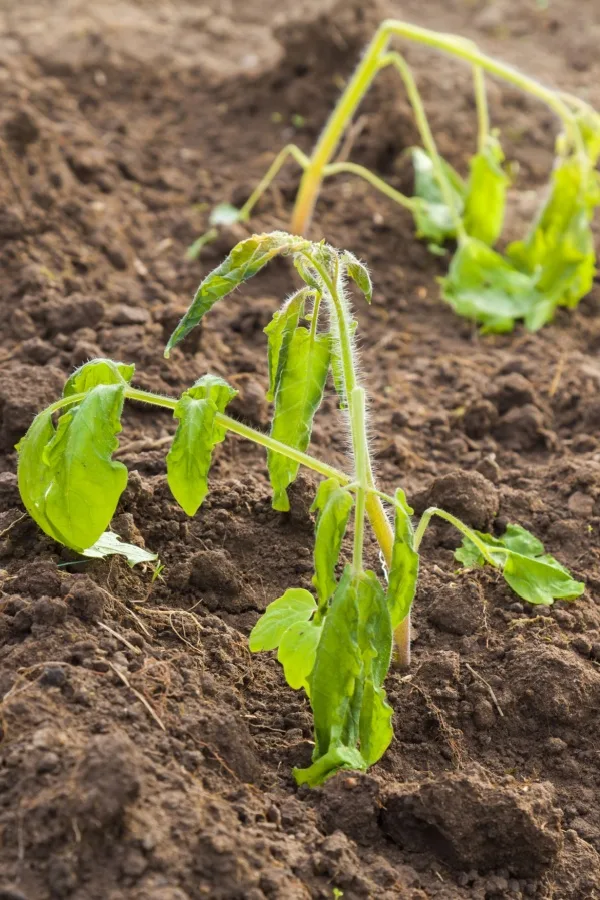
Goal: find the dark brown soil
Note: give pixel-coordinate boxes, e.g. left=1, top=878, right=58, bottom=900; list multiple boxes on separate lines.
left=1, top=0, right=600, bottom=897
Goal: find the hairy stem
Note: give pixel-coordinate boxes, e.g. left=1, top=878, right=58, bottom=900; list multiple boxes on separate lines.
left=238, top=144, right=310, bottom=223
left=351, top=387, right=368, bottom=574
left=414, top=506, right=507, bottom=567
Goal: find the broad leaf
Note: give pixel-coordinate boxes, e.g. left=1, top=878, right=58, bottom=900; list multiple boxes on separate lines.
left=268, top=328, right=330, bottom=511
left=411, top=147, right=466, bottom=246
left=440, top=236, right=539, bottom=333
left=507, top=156, right=600, bottom=329
left=165, top=231, right=309, bottom=355
left=166, top=374, right=237, bottom=516
left=249, top=587, right=316, bottom=652
left=63, top=358, right=135, bottom=397
left=82, top=531, right=158, bottom=566
left=311, top=479, right=354, bottom=607
left=41, top=384, right=128, bottom=551
left=16, top=409, right=62, bottom=543
left=294, top=568, right=394, bottom=787
left=342, top=250, right=372, bottom=303
left=463, top=134, right=508, bottom=246
left=387, top=489, right=419, bottom=628
left=264, top=289, right=307, bottom=402
left=357, top=571, right=393, bottom=766
left=277, top=618, right=323, bottom=693
left=455, top=523, right=584, bottom=605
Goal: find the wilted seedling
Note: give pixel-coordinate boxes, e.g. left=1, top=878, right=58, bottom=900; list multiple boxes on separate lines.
left=17, top=233, right=584, bottom=785
left=196, top=20, right=600, bottom=332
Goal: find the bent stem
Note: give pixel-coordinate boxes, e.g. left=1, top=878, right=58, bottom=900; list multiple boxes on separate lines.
left=291, top=18, right=583, bottom=235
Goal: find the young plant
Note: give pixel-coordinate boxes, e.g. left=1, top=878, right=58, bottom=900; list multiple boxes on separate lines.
left=195, top=20, right=600, bottom=333
left=16, top=233, right=584, bottom=785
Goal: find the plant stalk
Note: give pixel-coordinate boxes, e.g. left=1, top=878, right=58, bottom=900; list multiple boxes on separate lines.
left=290, top=18, right=583, bottom=235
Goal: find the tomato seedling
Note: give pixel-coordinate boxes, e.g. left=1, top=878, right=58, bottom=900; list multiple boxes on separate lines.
left=17, top=232, right=584, bottom=785
left=197, top=20, right=600, bottom=333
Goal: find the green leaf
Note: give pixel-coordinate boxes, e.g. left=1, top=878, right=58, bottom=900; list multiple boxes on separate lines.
left=16, top=409, right=62, bottom=544
left=294, top=256, right=321, bottom=290
left=500, top=523, right=544, bottom=557
left=503, top=553, right=584, bottom=606
left=342, top=250, right=372, bottom=303
left=264, top=289, right=307, bottom=402
left=311, top=479, right=354, bottom=607
left=63, top=358, right=135, bottom=398
left=440, top=236, right=539, bottom=333
left=463, top=134, right=508, bottom=246
left=166, top=374, right=237, bottom=516
left=387, top=489, right=419, bottom=629
left=277, top=618, right=323, bottom=692
left=356, top=571, right=393, bottom=766
left=249, top=588, right=316, bottom=652
left=411, top=147, right=466, bottom=246
left=507, top=156, right=600, bottom=329
left=294, top=568, right=393, bottom=787
left=165, top=231, right=309, bottom=355
left=455, top=523, right=585, bottom=605
left=268, top=328, right=330, bottom=511
left=41, top=385, right=128, bottom=551
left=82, top=531, right=158, bottom=566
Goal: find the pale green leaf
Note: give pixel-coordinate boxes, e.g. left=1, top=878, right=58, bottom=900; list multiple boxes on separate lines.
left=165, top=231, right=309, bottom=355
left=268, top=328, right=330, bottom=511
left=42, top=384, right=128, bottom=551
left=82, top=531, right=158, bottom=566
left=387, top=489, right=419, bottom=629
left=166, top=374, right=237, bottom=516
left=63, top=358, right=135, bottom=398
left=249, top=588, right=317, bottom=652
left=342, top=250, right=372, bottom=303
left=463, top=134, right=508, bottom=246
left=311, top=479, right=353, bottom=607
left=264, top=289, right=307, bottom=402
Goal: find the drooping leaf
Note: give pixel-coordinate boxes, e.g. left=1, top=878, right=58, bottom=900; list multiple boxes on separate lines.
left=463, top=134, right=508, bottom=246
left=440, top=236, right=539, bottom=333
left=264, top=289, right=307, bottom=402
left=16, top=409, right=62, bottom=544
left=165, top=231, right=309, bottom=355
left=356, top=571, right=393, bottom=766
left=342, top=250, right=372, bottom=303
left=40, top=384, right=128, bottom=551
left=455, top=523, right=584, bottom=605
left=63, top=358, right=135, bottom=398
left=507, top=156, right=600, bottom=329
left=268, top=328, right=330, bottom=511
left=294, top=256, right=321, bottom=291
left=387, top=489, right=419, bottom=629
left=311, top=479, right=354, bottom=607
left=294, top=568, right=362, bottom=785
left=294, top=568, right=394, bottom=787
left=82, top=531, right=158, bottom=566
left=411, top=147, right=466, bottom=246
left=166, top=374, right=237, bottom=516
left=249, top=587, right=317, bottom=650
left=502, top=552, right=584, bottom=605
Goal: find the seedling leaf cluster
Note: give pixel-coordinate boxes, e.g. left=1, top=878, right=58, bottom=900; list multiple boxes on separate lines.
left=17, top=233, right=584, bottom=785
left=196, top=20, right=600, bottom=333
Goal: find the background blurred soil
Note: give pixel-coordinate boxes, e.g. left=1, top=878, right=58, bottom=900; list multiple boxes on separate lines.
left=1, top=0, right=600, bottom=897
